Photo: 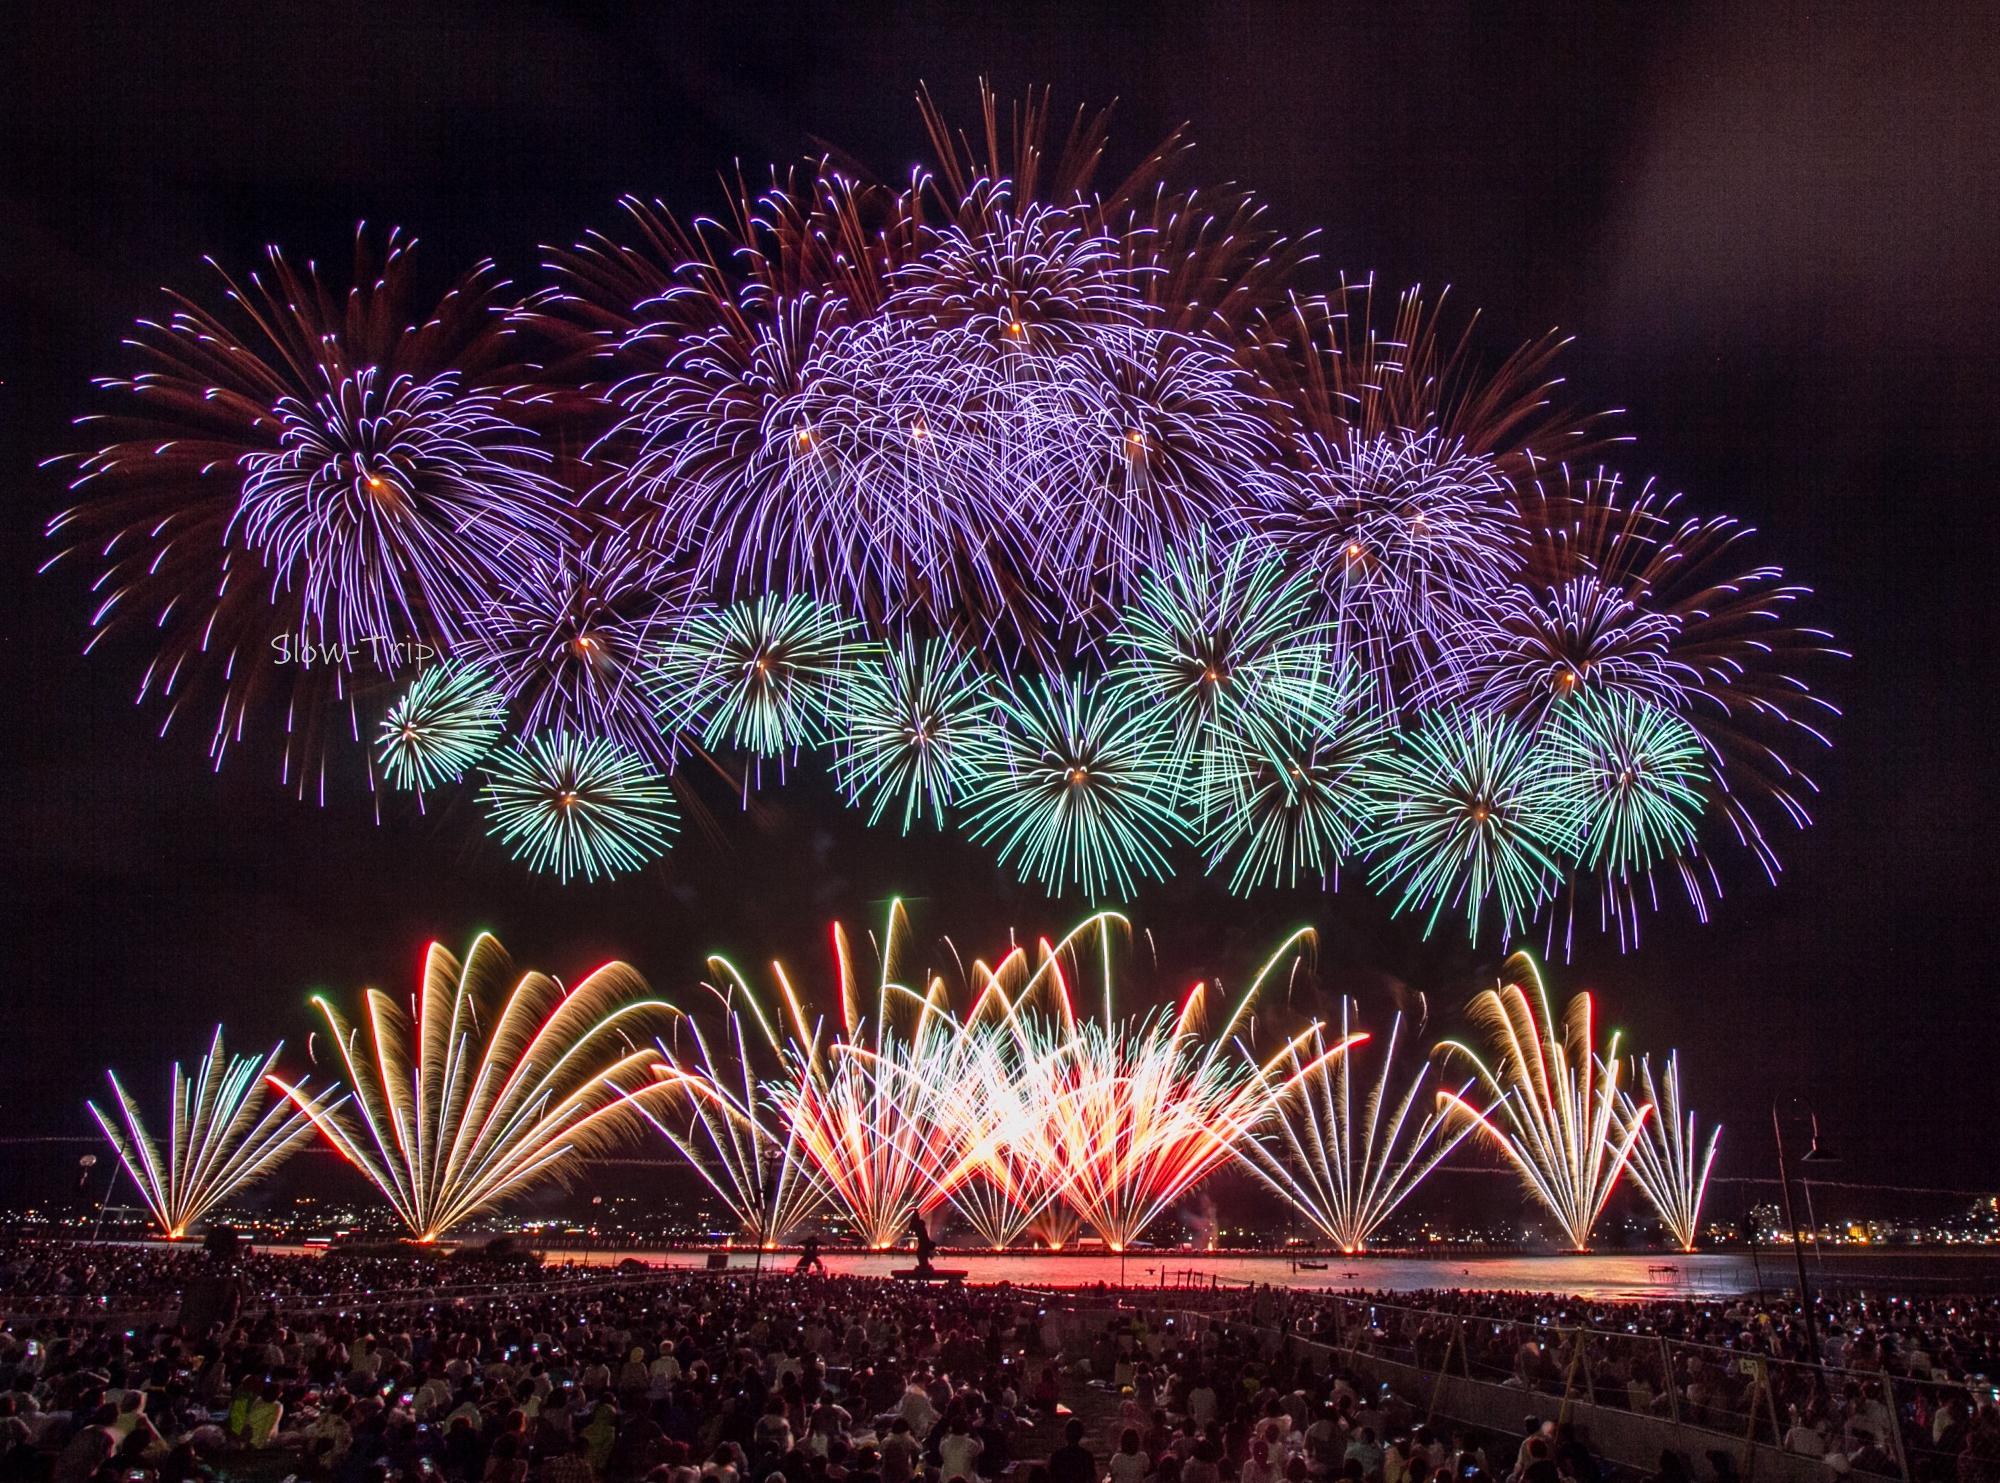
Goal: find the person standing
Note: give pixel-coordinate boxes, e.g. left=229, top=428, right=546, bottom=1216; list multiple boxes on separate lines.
left=795, top=1236, right=826, bottom=1275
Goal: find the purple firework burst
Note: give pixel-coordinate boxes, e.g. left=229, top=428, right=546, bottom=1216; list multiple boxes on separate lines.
left=1264, top=429, right=1525, bottom=704
left=46, top=228, right=570, bottom=793
left=474, top=528, right=684, bottom=765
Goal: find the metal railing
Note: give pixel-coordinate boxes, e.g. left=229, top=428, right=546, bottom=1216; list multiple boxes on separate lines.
left=1184, top=1293, right=1995, bottom=1483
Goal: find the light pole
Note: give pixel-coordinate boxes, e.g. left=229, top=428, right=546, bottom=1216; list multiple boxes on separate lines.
left=751, top=1144, right=772, bottom=1292
left=1744, top=1208, right=1767, bottom=1305
left=1772, top=1099, right=1838, bottom=1367
left=84, top=1154, right=121, bottom=1244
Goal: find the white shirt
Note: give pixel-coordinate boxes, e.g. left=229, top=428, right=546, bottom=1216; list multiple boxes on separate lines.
left=939, top=1433, right=984, bottom=1481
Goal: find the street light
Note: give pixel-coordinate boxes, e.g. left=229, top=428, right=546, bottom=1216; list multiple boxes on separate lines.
left=1772, top=1099, right=1839, bottom=1367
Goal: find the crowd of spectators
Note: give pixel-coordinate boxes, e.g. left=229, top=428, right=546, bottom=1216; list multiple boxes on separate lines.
left=0, top=1239, right=1065, bottom=1483
left=3, top=1240, right=1999, bottom=1483
left=0, top=1244, right=478, bottom=1313
left=1264, top=1287, right=2000, bottom=1482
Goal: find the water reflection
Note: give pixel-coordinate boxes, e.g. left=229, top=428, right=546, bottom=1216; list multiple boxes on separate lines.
left=536, top=1248, right=2000, bottom=1299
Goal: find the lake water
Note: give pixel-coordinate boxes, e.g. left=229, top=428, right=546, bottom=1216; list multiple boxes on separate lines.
left=530, top=1247, right=2000, bottom=1300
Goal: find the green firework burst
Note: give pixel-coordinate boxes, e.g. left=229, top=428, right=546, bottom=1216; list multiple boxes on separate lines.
left=377, top=661, right=506, bottom=794
left=651, top=594, right=862, bottom=758
left=480, top=732, right=679, bottom=883
left=961, top=673, right=1186, bottom=898
left=833, top=635, right=991, bottom=831
left=1364, top=707, right=1582, bottom=942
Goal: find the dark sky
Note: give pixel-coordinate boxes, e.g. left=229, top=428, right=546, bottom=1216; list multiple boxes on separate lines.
left=4, top=2, right=1997, bottom=1210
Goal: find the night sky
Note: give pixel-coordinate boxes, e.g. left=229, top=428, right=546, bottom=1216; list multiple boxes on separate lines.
left=4, top=3, right=1996, bottom=1213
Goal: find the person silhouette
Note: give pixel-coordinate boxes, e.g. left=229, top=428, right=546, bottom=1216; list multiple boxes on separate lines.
left=908, top=1212, right=937, bottom=1276
left=795, top=1233, right=826, bottom=1274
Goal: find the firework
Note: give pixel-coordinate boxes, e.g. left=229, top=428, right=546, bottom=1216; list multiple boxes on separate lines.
left=41, top=87, right=1835, bottom=947
left=1236, top=1003, right=1477, bottom=1254
left=1006, top=918, right=1334, bottom=1251
left=1545, top=692, right=1712, bottom=945
left=833, top=635, right=991, bottom=831
left=1025, top=326, right=1284, bottom=602
left=651, top=595, right=862, bottom=765
left=377, top=661, right=507, bottom=796
left=47, top=229, right=570, bottom=789
left=1510, top=469, right=1842, bottom=880
left=762, top=903, right=990, bottom=1248
left=921, top=941, right=1093, bottom=1250
left=1026, top=1201, right=1084, bottom=1251
left=1267, top=281, right=1607, bottom=486
left=563, top=86, right=1289, bottom=651
left=1269, top=430, right=1524, bottom=695
left=930, top=1027, right=1072, bottom=1248
left=232, top=366, right=567, bottom=649
left=1364, top=709, right=1582, bottom=942
left=691, top=311, right=1054, bottom=639
left=962, top=673, right=1186, bottom=898
left=271, top=935, right=678, bottom=1241
left=1437, top=953, right=1647, bottom=1251
left=476, top=529, right=683, bottom=764
left=87, top=1029, right=334, bottom=1240
left=636, top=975, right=830, bottom=1246
left=1196, top=672, right=1391, bottom=894
left=660, top=906, right=1337, bottom=1253
left=480, top=733, right=679, bottom=883
left=1107, top=536, right=1339, bottom=794
left=888, top=195, right=1144, bottom=351
left=1441, top=575, right=1687, bottom=722
left=1618, top=1051, right=1719, bottom=1253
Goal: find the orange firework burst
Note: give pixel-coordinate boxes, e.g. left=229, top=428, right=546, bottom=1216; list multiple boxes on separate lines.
left=1001, top=917, right=1345, bottom=1251
left=655, top=907, right=1346, bottom=1253
left=1435, top=952, right=1649, bottom=1252
left=271, top=935, right=680, bottom=1242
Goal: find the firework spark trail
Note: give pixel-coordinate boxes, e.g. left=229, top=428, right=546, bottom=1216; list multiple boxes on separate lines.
left=1436, top=952, right=1648, bottom=1252
left=915, top=930, right=1113, bottom=1249
left=755, top=903, right=997, bottom=1249
left=270, top=935, right=680, bottom=1242
left=479, top=732, right=679, bottom=882
left=1618, top=1050, right=1720, bottom=1253
left=1235, top=1003, right=1479, bottom=1254
left=88, top=1029, right=337, bottom=1240
left=631, top=902, right=993, bottom=1250
left=1002, top=918, right=1339, bottom=1251
left=928, top=1028, right=1072, bottom=1248
left=1270, top=429, right=1526, bottom=704
left=377, top=660, right=507, bottom=799
left=655, top=908, right=1347, bottom=1253
left=634, top=973, right=831, bottom=1246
